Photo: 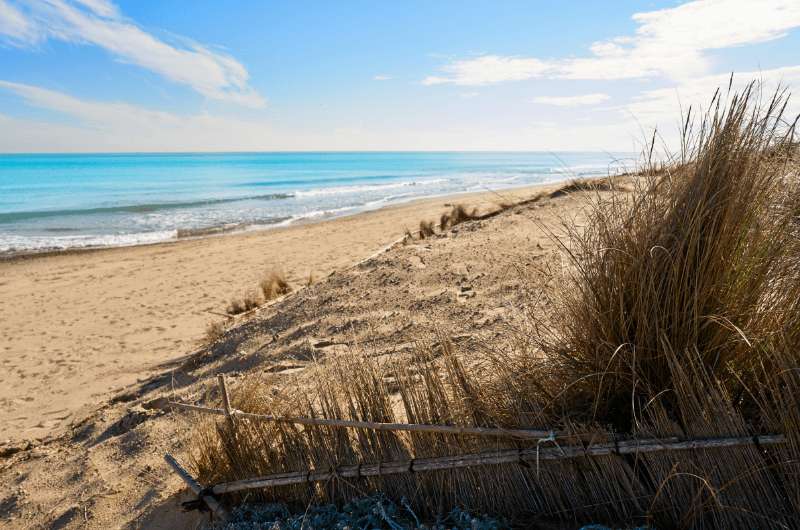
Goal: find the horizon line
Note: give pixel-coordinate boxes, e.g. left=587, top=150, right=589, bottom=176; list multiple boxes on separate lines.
left=0, top=149, right=637, bottom=156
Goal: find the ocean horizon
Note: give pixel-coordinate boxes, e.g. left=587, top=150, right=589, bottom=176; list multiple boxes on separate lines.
left=0, top=151, right=633, bottom=253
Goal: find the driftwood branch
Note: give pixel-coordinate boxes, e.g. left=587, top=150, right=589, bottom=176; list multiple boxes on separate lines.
left=164, top=454, right=228, bottom=519
left=209, top=433, right=786, bottom=495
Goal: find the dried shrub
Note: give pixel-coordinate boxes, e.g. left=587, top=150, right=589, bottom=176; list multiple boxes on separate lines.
left=226, top=290, right=263, bottom=315
left=439, top=204, right=479, bottom=231
left=203, top=320, right=227, bottom=344
left=260, top=270, right=292, bottom=301
left=418, top=220, right=435, bottom=239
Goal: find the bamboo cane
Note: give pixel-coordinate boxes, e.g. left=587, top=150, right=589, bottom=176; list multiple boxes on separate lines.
left=166, top=400, right=562, bottom=440
left=164, top=454, right=228, bottom=519
left=209, top=433, right=785, bottom=495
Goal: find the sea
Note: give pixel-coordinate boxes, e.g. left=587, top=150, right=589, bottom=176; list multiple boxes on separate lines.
left=0, top=152, right=633, bottom=254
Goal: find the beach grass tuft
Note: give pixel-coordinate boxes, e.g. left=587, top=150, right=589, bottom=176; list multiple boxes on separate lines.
left=439, top=204, right=479, bottom=230
left=418, top=220, right=435, bottom=239
left=260, top=270, right=292, bottom=301
left=203, top=320, right=227, bottom=344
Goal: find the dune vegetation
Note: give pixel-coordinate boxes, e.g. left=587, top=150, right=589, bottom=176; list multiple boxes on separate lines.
left=190, top=85, right=800, bottom=528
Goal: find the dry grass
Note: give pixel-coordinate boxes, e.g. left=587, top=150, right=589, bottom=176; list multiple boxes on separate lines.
left=547, top=177, right=616, bottom=199
left=225, top=270, right=292, bottom=315
left=225, top=299, right=246, bottom=315
left=418, top=220, right=435, bottom=239
left=439, top=204, right=479, bottom=230
left=531, top=84, right=800, bottom=431
left=191, top=84, right=800, bottom=528
left=226, top=290, right=262, bottom=315
left=203, top=320, right=227, bottom=344
left=260, top=270, right=292, bottom=301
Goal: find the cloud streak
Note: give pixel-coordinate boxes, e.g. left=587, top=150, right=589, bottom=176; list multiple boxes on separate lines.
left=0, top=80, right=275, bottom=151
left=0, top=0, right=264, bottom=107
left=423, top=55, right=549, bottom=86
left=533, top=93, right=610, bottom=107
left=423, top=0, right=800, bottom=85
left=0, top=0, right=37, bottom=44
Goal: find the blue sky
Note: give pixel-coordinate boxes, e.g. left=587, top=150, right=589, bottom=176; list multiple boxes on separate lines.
left=1, top=0, right=799, bottom=152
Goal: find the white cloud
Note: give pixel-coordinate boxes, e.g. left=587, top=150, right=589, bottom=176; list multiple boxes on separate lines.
left=71, top=0, right=118, bottom=18
left=422, top=55, right=550, bottom=85
left=626, top=66, right=800, bottom=124
left=0, top=80, right=274, bottom=151
left=373, top=74, right=392, bottom=81
left=533, top=93, right=610, bottom=107
left=0, top=79, right=635, bottom=152
left=424, top=0, right=800, bottom=85
left=609, top=66, right=800, bottom=156
left=0, top=0, right=264, bottom=107
left=0, top=0, right=38, bottom=44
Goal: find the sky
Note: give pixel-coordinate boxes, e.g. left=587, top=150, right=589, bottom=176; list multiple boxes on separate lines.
left=0, top=0, right=799, bottom=153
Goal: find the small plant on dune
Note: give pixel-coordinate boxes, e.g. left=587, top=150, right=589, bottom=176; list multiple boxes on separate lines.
left=418, top=219, right=435, bottom=239
left=226, top=289, right=263, bottom=315
left=242, top=290, right=262, bottom=310
left=439, top=204, right=480, bottom=231
left=203, top=320, right=227, bottom=344
left=439, top=212, right=450, bottom=230
left=226, top=298, right=246, bottom=315
left=305, top=271, right=315, bottom=287
left=260, top=270, right=292, bottom=301
left=225, top=269, right=292, bottom=315
left=547, top=177, right=616, bottom=199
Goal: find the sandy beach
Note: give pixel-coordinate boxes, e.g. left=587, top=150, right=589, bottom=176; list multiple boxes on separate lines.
left=0, top=184, right=544, bottom=443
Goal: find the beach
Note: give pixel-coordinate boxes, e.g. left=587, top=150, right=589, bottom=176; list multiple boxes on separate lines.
left=0, top=184, right=547, bottom=443
left=0, top=174, right=604, bottom=529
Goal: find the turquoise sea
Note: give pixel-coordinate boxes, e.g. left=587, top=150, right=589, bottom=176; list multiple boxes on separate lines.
left=0, top=152, right=632, bottom=253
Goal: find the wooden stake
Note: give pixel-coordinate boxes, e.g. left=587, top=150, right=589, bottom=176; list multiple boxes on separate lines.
left=209, top=433, right=786, bottom=495
left=217, top=375, right=235, bottom=428
left=164, top=454, right=228, bottom=519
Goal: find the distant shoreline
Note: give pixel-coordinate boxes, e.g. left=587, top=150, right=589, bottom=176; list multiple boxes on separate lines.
left=0, top=179, right=576, bottom=262
left=0, top=151, right=633, bottom=258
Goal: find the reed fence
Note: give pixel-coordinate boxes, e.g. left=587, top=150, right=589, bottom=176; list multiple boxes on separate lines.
left=162, top=375, right=790, bottom=522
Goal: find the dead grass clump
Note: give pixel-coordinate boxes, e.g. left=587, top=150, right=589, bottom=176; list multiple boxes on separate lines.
left=226, top=290, right=263, bottom=315
left=225, top=299, right=246, bottom=315
left=418, top=220, right=435, bottom=239
left=439, top=212, right=450, bottom=231
left=439, top=204, right=479, bottom=230
left=548, top=177, right=615, bottom=198
left=260, top=270, right=292, bottom=301
left=203, top=320, right=227, bottom=344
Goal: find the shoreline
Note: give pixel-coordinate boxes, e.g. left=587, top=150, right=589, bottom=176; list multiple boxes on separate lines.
left=0, top=180, right=568, bottom=263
